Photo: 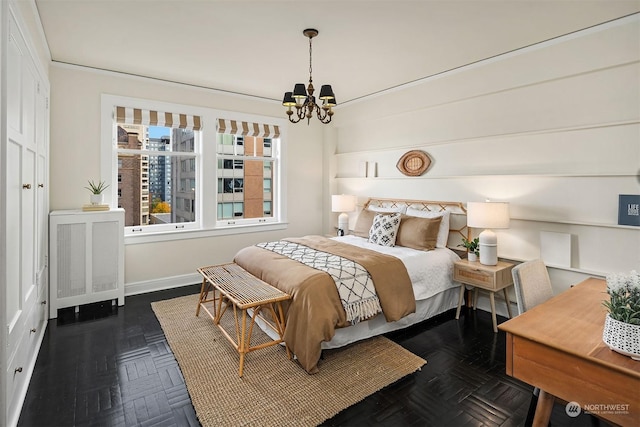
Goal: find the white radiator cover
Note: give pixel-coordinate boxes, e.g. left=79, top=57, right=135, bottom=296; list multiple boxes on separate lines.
left=49, top=209, right=125, bottom=318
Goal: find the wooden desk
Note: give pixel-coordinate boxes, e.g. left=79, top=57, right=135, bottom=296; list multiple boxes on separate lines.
left=499, top=278, right=640, bottom=426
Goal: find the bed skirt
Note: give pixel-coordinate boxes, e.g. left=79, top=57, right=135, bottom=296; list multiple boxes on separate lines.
left=251, top=286, right=459, bottom=351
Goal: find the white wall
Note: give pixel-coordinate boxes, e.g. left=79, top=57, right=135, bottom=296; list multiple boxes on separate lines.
left=36, top=9, right=640, bottom=300
left=12, top=0, right=50, bottom=79
left=329, top=15, right=640, bottom=294
left=49, top=65, right=325, bottom=293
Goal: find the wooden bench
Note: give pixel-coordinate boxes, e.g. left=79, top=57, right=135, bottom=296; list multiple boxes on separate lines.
left=196, top=263, right=291, bottom=376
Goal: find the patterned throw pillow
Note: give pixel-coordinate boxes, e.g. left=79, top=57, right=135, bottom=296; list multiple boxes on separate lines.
left=368, top=212, right=401, bottom=246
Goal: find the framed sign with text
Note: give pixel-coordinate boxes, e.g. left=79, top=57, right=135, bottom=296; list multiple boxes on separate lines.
left=618, top=194, right=640, bottom=226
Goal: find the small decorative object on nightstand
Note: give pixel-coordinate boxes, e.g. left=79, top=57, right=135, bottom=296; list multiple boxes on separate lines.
left=454, top=259, right=515, bottom=332
left=332, top=194, right=355, bottom=236
left=458, top=237, right=480, bottom=262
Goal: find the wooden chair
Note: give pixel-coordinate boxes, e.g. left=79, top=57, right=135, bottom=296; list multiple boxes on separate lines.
left=512, top=259, right=554, bottom=316
left=511, top=259, right=554, bottom=427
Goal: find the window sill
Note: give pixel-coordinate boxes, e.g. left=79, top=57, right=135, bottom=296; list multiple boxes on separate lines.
left=124, top=221, right=289, bottom=245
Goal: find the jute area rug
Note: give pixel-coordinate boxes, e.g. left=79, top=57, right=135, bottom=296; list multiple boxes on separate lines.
left=152, top=294, right=426, bottom=427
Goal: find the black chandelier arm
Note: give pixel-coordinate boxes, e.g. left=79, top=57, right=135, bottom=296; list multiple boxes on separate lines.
left=286, top=109, right=303, bottom=124
left=286, top=99, right=311, bottom=124
left=287, top=106, right=332, bottom=125
left=315, top=104, right=332, bottom=124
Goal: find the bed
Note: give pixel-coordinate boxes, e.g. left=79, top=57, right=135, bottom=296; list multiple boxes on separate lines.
left=233, top=198, right=468, bottom=373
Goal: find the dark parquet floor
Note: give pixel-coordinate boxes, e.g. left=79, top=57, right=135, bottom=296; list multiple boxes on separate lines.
left=18, top=285, right=607, bottom=427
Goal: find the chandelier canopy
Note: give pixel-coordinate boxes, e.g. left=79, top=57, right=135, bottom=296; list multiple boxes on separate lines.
left=282, top=29, right=336, bottom=125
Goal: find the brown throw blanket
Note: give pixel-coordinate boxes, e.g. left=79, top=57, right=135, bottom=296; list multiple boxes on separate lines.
left=234, top=235, right=416, bottom=374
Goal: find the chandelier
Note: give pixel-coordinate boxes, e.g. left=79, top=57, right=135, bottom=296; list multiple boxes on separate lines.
left=282, top=29, right=336, bottom=125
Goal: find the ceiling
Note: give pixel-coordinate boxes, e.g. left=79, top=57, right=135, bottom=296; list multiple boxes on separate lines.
left=34, top=0, right=640, bottom=106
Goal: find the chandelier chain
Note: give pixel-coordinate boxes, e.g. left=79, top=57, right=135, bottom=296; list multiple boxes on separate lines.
left=308, top=36, right=313, bottom=83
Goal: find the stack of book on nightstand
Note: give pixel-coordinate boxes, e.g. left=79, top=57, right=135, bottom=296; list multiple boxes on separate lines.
left=82, top=204, right=110, bottom=212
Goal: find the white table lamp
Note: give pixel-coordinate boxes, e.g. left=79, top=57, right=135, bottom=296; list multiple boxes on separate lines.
left=467, top=201, right=510, bottom=265
left=331, top=195, right=355, bottom=236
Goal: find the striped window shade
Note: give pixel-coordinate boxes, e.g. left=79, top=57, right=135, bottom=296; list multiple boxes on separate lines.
left=115, top=106, right=202, bottom=131
left=217, top=118, right=280, bottom=138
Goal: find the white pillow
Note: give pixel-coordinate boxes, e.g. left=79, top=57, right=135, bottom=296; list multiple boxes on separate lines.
left=367, top=205, right=407, bottom=214
left=405, top=207, right=450, bottom=248
left=368, top=212, right=401, bottom=247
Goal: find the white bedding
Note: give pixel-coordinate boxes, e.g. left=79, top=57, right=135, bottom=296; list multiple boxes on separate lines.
left=321, top=235, right=461, bottom=348
left=254, top=235, right=462, bottom=349
left=332, top=235, right=461, bottom=301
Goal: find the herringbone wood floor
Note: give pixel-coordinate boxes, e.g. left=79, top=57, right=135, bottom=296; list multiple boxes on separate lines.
left=18, top=285, right=606, bottom=426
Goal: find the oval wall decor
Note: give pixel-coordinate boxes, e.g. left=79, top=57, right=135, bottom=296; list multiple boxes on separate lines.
left=396, top=150, right=432, bottom=176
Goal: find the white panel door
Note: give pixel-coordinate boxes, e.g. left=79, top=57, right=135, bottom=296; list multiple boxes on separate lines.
left=18, top=38, right=39, bottom=318
left=5, top=141, right=22, bottom=336
left=6, top=16, right=22, bottom=135
left=21, top=146, right=37, bottom=306
left=35, top=74, right=49, bottom=308
left=2, top=7, right=51, bottom=427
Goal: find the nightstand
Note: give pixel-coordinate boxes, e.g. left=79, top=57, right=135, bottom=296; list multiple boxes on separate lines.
left=454, top=259, right=515, bottom=332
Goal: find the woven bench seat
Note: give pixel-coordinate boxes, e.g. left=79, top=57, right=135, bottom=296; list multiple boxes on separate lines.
left=196, top=263, right=291, bottom=376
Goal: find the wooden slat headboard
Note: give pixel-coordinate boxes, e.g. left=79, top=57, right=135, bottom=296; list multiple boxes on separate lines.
left=361, top=197, right=469, bottom=249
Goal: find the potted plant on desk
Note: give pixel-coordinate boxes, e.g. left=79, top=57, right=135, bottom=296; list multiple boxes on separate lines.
left=602, top=270, right=640, bottom=360
left=459, top=237, right=480, bottom=262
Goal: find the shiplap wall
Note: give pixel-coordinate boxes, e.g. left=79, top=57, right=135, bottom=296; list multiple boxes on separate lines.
left=327, top=15, right=640, bottom=294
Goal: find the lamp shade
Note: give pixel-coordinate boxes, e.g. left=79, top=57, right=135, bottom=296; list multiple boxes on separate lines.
left=282, top=92, right=296, bottom=107
left=331, top=195, right=355, bottom=213
left=319, top=85, right=335, bottom=100
left=467, top=202, right=510, bottom=229
left=293, top=83, right=307, bottom=99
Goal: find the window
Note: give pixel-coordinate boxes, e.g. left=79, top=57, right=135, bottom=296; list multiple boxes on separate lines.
left=114, top=108, right=199, bottom=233
left=215, top=119, right=280, bottom=225
left=101, top=95, right=286, bottom=241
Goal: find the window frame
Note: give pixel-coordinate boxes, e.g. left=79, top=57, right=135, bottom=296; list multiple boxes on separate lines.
left=214, top=134, right=279, bottom=227
left=100, top=94, right=288, bottom=244
left=117, top=127, right=200, bottom=234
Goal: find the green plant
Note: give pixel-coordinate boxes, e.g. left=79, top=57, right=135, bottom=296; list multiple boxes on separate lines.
left=458, top=237, right=479, bottom=255
left=85, top=180, right=109, bottom=194
left=603, top=270, right=640, bottom=325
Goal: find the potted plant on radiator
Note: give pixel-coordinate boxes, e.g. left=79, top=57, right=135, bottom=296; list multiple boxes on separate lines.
left=85, top=180, right=109, bottom=205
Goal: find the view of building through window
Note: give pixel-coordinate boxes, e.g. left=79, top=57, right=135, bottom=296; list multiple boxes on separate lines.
left=216, top=133, right=274, bottom=222
left=115, top=122, right=277, bottom=230
left=116, top=123, right=196, bottom=227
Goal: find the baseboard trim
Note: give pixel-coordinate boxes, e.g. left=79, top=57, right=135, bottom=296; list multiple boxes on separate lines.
left=124, top=273, right=201, bottom=296
left=473, top=293, right=519, bottom=320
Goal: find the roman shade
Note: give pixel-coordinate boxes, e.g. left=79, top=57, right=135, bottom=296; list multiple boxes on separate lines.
left=116, top=106, right=202, bottom=131
left=217, top=118, right=280, bottom=139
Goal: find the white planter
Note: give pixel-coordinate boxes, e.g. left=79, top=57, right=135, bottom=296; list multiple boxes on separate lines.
left=602, top=313, right=640, bottom=361
left=90, top=194, right=104, bottom=205
left=467, top=253, right=478, bottom=262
